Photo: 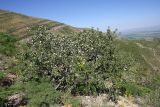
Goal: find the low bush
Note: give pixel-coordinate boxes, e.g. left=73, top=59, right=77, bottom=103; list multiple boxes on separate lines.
left=0, top=78, right=62, bottom=107
left=25, top=81, right=62, bottom=106
left=0, top=32, right=17, bottom=56
left=120, top=82, right=151, bottom=96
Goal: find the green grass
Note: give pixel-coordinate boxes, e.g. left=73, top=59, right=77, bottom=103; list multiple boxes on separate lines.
left=0, top=32, right=17, bottom=56
left=0, top=79, right=63, bottom=106
left=121, top=82, right=151, bottom=96
left=0, top=72, right=6, bottom=79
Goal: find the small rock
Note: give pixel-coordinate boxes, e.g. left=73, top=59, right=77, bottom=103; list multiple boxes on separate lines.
left=7, top=93, right=25, bottom=107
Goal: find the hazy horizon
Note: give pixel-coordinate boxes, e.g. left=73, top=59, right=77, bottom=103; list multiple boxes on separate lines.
left=0, top=0, right=160, bottom=31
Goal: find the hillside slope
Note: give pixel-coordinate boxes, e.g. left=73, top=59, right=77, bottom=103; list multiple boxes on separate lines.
left=0, top=9, right=80, bottom=40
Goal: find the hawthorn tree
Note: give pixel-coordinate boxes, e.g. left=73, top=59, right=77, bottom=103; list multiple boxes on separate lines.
left=20, top=25, right=130, bottom=99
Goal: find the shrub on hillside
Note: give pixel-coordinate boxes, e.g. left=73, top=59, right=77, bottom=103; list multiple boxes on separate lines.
left=20, top=25, right=130, bottom=99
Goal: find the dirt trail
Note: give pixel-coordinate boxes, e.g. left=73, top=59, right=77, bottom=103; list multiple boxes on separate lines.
left=136, top=43, right=152, bottom=50
left=0, top=12, right=10, bottom=15
left=51, top=25, right=66, bottom=31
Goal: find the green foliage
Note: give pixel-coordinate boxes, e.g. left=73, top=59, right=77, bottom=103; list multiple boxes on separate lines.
left=69, top=98, right=81, bottom=107
left=0, top=79, right=62, bottom=106
left=0, top=72, right=6, bottom=79
left=20, top=25, right=129, bottom=99
left=61, top=96, right=81, bottom=107
left=120, top=82, right=151, bottom=96
left=0, top=32, right=17, bottom=56
left=25, top=81, right=62, bottom=107
left=0, top=82, right=23, bottom=99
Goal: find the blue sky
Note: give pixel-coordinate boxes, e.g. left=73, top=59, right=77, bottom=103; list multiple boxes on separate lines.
left=0, top=0, right=160, bottom=31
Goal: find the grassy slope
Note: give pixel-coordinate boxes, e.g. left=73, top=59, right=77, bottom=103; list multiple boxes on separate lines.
left=117, top=38, right=160, bottom=70
left=0, top=9, right=80, bottom=40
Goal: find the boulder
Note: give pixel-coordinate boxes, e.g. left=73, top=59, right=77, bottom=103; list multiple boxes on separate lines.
left=0, top=73, right=17, bottom=86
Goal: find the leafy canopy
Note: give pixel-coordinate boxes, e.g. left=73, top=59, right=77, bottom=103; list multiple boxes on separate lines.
left=20, top=25, right=129, bottom=96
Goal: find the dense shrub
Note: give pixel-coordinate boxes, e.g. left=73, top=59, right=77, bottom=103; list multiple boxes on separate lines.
left=20, top=25, right=130, bottom=98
